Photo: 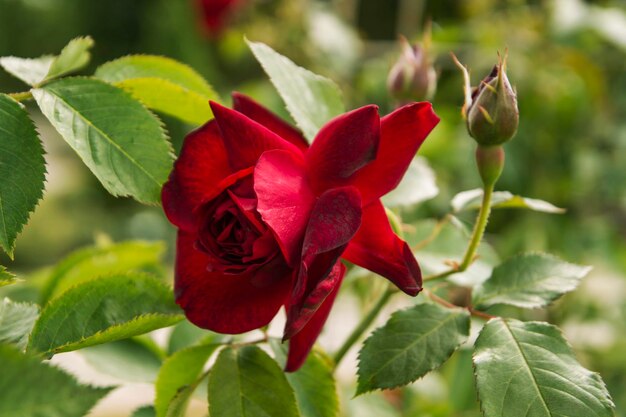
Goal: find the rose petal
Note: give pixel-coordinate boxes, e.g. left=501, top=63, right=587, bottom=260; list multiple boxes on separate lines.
left=210, top=101, right=303, bottom=171
left=351, top=102, right=439, bottom=204
left=342, top=200, right=422, bottom=295
left=284, top=186, right=362, bottom=339
left=175, top=230, right=292, bottom=334
left=232, top=92, right=309, bottom=152
left=162, top=121, right=231, bottom=231
left=254, top=149, right=315, bottom=266
left=285, top=262, right=345, bottom=372
left=306, top=105, right=379, bottom=192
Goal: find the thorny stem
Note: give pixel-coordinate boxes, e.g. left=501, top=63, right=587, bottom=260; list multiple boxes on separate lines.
left=423, top=182, right=495, bottom=283
left=459, top=182, right=494, bottom=270
left=424, top=289, right=496, bottom=320
left=333, top=285, right=396, bottom=368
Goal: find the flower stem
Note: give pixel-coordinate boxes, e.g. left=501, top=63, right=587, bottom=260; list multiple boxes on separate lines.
left=459, top=182, right=494, bottom=271
left=333, top=286, right=396, bottom=368
left=8, top=91, right=33, bottom=102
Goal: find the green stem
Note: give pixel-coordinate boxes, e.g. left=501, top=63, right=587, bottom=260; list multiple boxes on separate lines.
left=333, top=286, right=396, bottom=368
left=459, top=183, right=494, bottom=270
left=8, top=91, right=33, bottom=102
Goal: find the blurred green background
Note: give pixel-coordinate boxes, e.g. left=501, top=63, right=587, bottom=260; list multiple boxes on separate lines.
left=1, top=0, right=625, bottom=415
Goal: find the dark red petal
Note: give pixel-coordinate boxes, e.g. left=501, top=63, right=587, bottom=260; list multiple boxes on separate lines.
left=306, top=105, right=379, bottom=191
left=254, top=150, right=316, bottom=266
left=285, top=262, right=345, bottom=372
left=232, top=93, right=309, bottom=152
left=162, top=121, right=231, bottom=231
left=351, top=102, right=439, bottom=204
left=342, top=200, right=422, bottom=296
left=284, top=186, right=362, bottom=339
left=210, top=101, right=302, bottom=171
left=175, top=230, right=291, bottom=334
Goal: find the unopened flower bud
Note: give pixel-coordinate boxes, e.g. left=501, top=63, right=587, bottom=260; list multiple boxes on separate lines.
left=387, top=36, right=437, bottom=103
left=463, top=57, right=518, bottom=146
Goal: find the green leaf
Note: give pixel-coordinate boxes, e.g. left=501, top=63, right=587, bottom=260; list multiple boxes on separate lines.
left=472, top=253, right=591, bottom=309
left=270, top=340, right=339, bottom=417
left=166, top=378, right=206, bottom=417
left=27, top=273, right=183, bottom=356
left=45, top=36, right=94, bottom=81
left=208, top=345, right=299, bottom=417
left=474, top=318, right=615, bottom=417
left=357, top=303, right=470, bottom=395
left=95, top=55, right=216, bottom=96
left=40, top=240, right=165, bottom=304
left=95, top=55, right=219, bottom=125
left=0, top=343, right=112, bottom=417
left=0, top=37, right=93, bottom=86
left=116, top=78, right=215, bottom=125
left=132, top=406, right=157, bottom=417
left=32, top=77, right=174, bottom=204
left=247, top=40, right=345, bottom=142
left=0, top=298, right=39, bottom=350
left=81, top=338, right=163, bottom=383
left=381, top=157, right=439, bottom=208
left=451, top=188, right=565, bottom=214
left=0, top=94, right=46, bottom=257
left=0, top=55, right=54, bottom=85
left=0, top=266, right=18, bottom=288
left=155, top=343, right=218, bottom=417
left=408, top=218, right=499, bottom=287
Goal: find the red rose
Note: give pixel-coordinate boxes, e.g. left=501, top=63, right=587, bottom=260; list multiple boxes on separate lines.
left=162, top=93, right=439, bottom=371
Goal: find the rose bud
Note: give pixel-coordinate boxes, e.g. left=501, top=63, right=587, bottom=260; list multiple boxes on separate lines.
left=162, top=93, right=439, bottom=371
left=387, top=36, right=437, bottom=103
left=465, top=56, right=519, bottom=146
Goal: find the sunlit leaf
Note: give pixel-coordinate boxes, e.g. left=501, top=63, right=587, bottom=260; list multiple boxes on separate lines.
left=33, top=77, right=174, bottom=204
left=0, top=37, right=93, bottom=86
left=208, top=345, right=299, bottom=417
left=0, top=56, right=54, bottom=86
left=45, top=36, right=94, bottom=81
left=247, top=40, right=344, bottom=142
left=0, top=266, right=18, bottom=288
left=28, top=273, right=183, bottom=356
left=271, top=339, right=338, bottom=417
left=40, top=240, right=165, bottom=304
left=357, top=303, right=470, bottom=394
left=155, top=343, right=218, bottom=417
left=474, top=319, right=614, bottom=417
left=473, top=252, right=591, bottom=309
left=451, top=188, right=565, bottom=213
left=0, top=94, right=46, bottom=257
left=96, top=55, right=219, bottom=125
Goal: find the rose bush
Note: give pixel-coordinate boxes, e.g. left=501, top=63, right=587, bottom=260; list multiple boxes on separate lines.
left=162, top=93, right=439, bottom=370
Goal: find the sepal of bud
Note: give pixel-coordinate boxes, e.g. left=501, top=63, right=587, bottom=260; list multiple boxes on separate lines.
left=475, top=145, right=505, bottom=187
left=453, top=54, right=519, bottom=146
left=387, top=35, right=437, bottom=103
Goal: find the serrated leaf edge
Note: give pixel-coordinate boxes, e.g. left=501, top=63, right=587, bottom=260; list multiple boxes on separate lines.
left=356, top=304, right=470, bottom=395
left=0, top=94, right=47, bottom=257
left=473, top=251, right=592, bottom=309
